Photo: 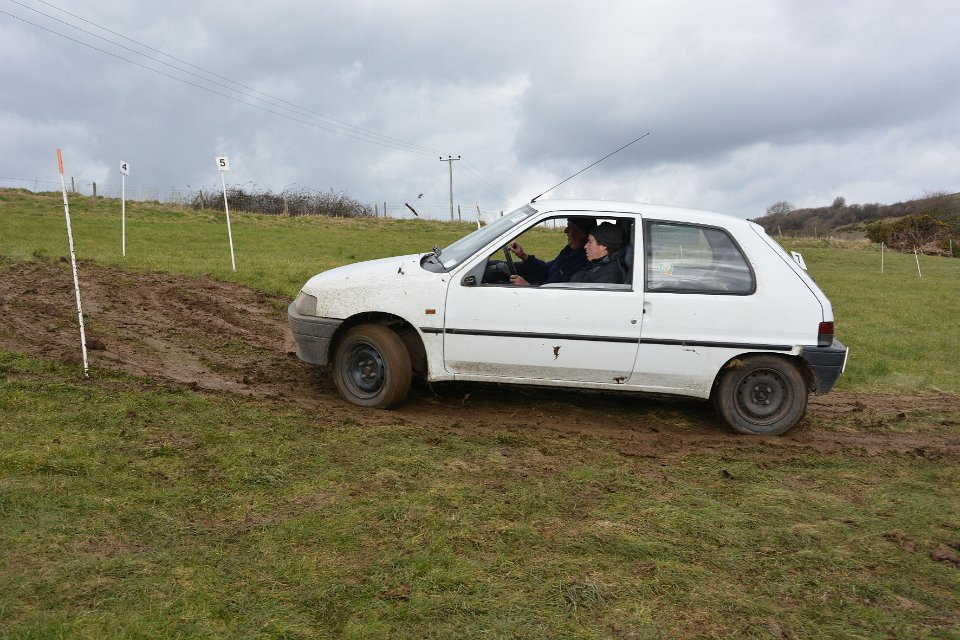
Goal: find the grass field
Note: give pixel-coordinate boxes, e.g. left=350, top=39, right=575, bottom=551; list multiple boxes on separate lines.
left=1, top=189, right=958, bottom=638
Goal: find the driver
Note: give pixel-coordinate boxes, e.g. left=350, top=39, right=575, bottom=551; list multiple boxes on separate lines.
left=507, top=216, right=595, bottom=285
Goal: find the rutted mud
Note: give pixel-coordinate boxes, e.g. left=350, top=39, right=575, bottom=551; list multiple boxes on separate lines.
left=2, top=258, right=958, bottom=457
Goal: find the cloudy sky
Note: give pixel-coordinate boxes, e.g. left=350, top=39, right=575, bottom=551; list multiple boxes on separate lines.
left=2, top=0, right=959, bottom=220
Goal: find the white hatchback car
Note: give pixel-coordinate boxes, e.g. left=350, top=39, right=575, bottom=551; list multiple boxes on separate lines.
left=289, top=200, right=847, bottom=435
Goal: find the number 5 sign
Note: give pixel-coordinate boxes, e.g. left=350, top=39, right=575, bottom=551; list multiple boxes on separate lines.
left=215, top=155, right=236, bottom=270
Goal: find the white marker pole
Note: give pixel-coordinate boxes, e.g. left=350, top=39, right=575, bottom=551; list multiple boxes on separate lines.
left=120, top=160, right=129, bottom=256
left=57, top=149, right=89, bottom=378
left=880, top=241, right=884, bottom=274
left=914, top=247, right=922, bottom=278
left=216, top=156, right=236, bottom=271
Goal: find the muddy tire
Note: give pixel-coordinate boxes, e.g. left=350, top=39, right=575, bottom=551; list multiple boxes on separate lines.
left=713, top=355, right=808, bottom=435
left=332, top=324, right=412, bottom=409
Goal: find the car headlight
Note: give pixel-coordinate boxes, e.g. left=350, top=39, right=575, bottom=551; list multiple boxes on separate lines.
left=294, top=291, right=318, bottom=316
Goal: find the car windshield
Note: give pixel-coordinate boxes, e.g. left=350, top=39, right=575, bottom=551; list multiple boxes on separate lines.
left=438, top=204, right=537, bottom=269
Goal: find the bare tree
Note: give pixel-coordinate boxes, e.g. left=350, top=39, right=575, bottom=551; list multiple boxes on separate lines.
left=765, top=201, right=795, bottom=216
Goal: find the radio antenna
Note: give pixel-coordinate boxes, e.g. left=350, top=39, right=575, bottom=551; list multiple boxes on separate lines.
left=530, top=132, right=651, bottom=203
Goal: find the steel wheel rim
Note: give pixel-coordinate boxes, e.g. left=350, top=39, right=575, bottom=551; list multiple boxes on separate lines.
left=734, top=368, right=791, bottom=425
left=341, top=341, right=386, bottom=399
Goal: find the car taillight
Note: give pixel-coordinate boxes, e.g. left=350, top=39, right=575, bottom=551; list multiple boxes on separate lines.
left=818, top=321, right=834, bottom=347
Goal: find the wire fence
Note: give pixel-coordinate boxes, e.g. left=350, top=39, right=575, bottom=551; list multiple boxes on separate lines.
left=0, top=175, right=506, bottom=221
left=2, top=175, right=191, bottom=204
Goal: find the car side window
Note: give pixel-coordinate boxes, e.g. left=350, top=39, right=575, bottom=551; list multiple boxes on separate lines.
left=477, top=216, right=635, bottom=289
left=645, top=222, right=755, bottom=294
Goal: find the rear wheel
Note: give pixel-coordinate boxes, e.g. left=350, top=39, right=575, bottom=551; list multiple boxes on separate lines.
left=713, top=355, right=808, bottom=435
left=333, top=324, right=412, bottom=409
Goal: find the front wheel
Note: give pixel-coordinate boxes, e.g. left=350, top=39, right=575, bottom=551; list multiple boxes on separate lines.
left=713, top=355, right=808, bottom=435
left=333, top=324, right=412, bottom=409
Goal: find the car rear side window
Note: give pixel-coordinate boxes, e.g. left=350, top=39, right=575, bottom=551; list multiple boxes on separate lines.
left=644, top=222, right=755, bottom=294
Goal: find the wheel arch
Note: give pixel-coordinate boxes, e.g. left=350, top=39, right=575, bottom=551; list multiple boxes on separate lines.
left=329, top=312, right=428, bottom=378
left=710, top=351, right=815, bottom=398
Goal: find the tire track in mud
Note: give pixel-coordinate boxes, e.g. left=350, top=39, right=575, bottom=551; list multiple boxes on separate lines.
left=2, top=258, right=958, bottom=457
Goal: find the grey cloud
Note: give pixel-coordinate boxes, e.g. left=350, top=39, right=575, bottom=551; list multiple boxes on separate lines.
left=2, top=0, right=959, bottom=220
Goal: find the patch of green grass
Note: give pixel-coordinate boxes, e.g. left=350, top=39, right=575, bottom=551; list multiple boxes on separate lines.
left=0, top=190, right=470, bottom=298
left=1, top=351, right=958, bottom=638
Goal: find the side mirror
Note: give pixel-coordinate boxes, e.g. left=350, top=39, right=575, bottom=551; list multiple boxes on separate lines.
left=461, top=275, right=477, bottom=286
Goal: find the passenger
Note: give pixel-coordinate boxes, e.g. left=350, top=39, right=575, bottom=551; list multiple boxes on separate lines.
left=569, top=222, right=628, bottom=284
left=507, top=216, right=596, bottom=285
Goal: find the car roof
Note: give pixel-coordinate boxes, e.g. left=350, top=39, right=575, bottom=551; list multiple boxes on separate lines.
left=529, top=199, right=754, bottom=229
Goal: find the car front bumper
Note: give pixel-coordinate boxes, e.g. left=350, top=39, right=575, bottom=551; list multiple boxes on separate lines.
left=799, top=339, right=848, bottom=394
left=287, top=302, right=343, bottom=366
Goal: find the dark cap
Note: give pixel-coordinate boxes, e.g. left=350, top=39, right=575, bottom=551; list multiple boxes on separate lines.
left=568, top=216, right=596, bottom=233
left=590, top=222, right=624, bottom=252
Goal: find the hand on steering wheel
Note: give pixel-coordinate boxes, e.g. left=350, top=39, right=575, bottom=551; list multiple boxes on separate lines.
left=502, top=244, right=517, bottom=275
left=508, top=241, right=528, bottom=261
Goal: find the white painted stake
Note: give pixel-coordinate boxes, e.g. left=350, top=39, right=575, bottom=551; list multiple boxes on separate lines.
left=881, top=241, right=884, bottom=273
left=914, top=247, right=922, bottom=278
left=216, top=156, right=236, bottom=271
left=120, top=160, right=129, bottom=256
left=56, top=149, right=89, bottom=378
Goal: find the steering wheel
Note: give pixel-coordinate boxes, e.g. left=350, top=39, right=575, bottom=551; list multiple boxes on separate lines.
left=502, top=244, right=517, bottom=275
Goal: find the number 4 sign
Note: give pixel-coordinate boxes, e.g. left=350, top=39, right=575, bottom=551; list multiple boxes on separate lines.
left=216, top=156, right=230, bottom=171
left=120, top=161, right=129, bottom=256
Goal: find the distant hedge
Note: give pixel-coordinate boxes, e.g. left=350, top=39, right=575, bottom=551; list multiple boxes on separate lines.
left=192, top=186, right=373, bottom=217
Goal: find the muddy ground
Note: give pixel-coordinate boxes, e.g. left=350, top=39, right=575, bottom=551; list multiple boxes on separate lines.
left=2, top=258, right=958, bottom=458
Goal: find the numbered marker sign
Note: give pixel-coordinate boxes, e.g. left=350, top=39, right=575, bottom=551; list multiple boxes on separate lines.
left=120, top=161, right=129, bottom=175
left=216, top=156, right=230, bottom=171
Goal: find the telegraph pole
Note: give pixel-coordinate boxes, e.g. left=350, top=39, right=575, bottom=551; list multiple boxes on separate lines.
left=440, top=155, right=460, bottom=222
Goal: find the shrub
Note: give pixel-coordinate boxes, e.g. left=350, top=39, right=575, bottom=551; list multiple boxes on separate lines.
left=867, top=214, right=951, bottom=255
